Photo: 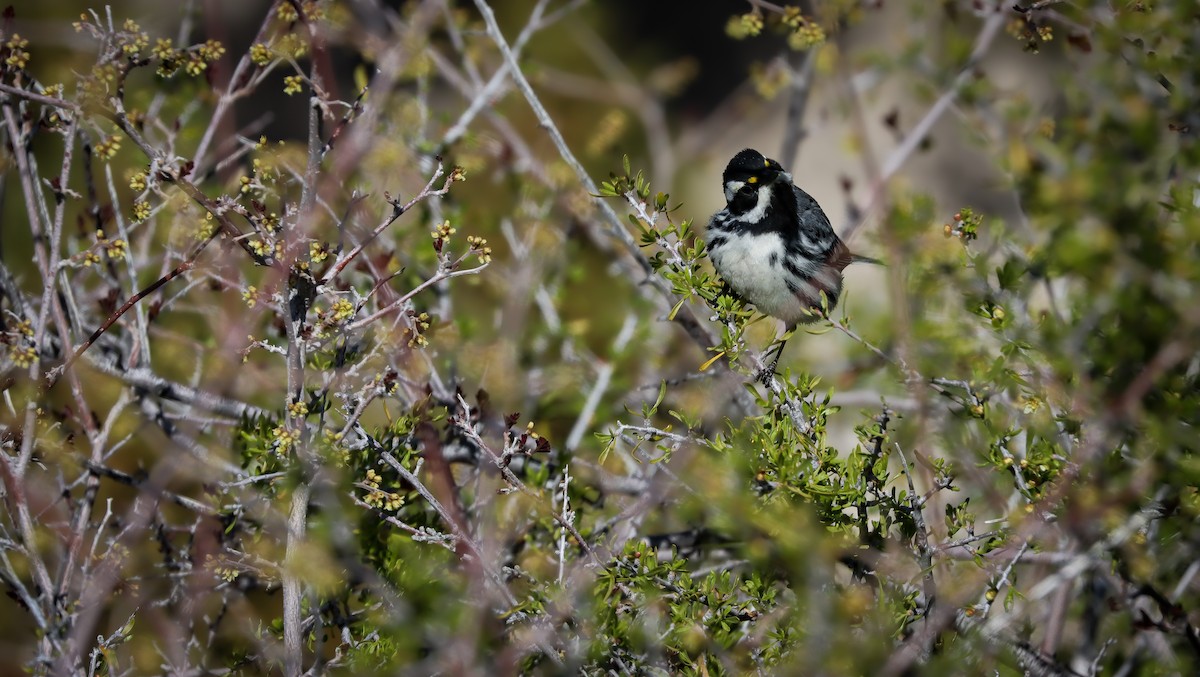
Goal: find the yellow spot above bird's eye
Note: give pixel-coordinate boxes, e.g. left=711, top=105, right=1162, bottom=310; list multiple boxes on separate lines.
left=747, top=176, right=758, bottom=184
left=764, top=159, right=770, bottom=167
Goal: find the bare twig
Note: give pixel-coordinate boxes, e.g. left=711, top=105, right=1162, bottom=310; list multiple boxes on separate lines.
left=841, top=8, right=1006, bottom=242
left=320, top=161, right=454, bottom=285
left=49, top=232, right=219, bottom=386
left=778, top=44, right=818, bottom=170
left=894, top=443, right=937, bottom=647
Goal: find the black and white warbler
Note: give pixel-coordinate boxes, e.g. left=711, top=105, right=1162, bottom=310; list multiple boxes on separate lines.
left=707, top=148, right=880, bottom=380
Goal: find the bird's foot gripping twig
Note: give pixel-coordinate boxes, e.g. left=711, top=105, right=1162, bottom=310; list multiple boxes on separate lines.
left=755, top=363, right=778, bottom=385
left=756, top=338, right=788, bottom=385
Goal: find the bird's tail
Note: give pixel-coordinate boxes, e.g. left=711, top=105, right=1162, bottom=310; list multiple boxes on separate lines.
left=851, top=253, right=884, bottom=266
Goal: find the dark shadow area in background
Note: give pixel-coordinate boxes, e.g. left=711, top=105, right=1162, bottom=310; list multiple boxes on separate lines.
left=216, top=0, right=777, bottom=148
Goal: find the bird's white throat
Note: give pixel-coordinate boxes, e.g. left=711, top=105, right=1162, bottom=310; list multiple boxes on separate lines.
left=740, top=183, right=774, bottom=224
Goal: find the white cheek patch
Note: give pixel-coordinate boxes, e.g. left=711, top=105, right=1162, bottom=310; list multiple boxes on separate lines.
left=724, top=180, right=744, bottom=202
left=739, top=184, right=773, bottom=224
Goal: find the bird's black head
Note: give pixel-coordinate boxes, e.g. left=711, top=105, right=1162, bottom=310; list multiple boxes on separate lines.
left=720, top=148, right=788, bottom=217
left=722, top=148, right=784, bottom=185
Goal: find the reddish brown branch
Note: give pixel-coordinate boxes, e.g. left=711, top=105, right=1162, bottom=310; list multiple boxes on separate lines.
left=48, top=233, right=219, bottom=387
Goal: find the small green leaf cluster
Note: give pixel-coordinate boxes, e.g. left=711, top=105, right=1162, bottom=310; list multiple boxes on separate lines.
left=585, top=542, right=788, bottom=674
left=603, top=156, right=759, bottom=374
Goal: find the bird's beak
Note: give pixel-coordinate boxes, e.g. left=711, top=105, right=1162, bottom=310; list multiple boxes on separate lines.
left=762, top=158, right=787, bottom=184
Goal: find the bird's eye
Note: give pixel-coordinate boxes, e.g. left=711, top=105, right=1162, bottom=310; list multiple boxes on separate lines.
left=738, top=184, right=756, bottom=195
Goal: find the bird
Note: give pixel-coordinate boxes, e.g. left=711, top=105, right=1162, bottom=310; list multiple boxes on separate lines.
left=706, top=148, right=879, bottom=381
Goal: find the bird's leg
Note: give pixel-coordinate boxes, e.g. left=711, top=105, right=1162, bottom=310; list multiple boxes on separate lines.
left=757, top=340, right=786, bottom=384
left=756, top=324, right=794, bottom=384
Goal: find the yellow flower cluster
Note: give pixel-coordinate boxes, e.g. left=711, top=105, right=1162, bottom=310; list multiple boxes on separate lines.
left=261, top=211, right=281, bottom=233
left=107, top=239, right=128, bottom=258
left=248, top=239, right=270, bottom=257
left=172, top=39, right=225, bottom=77
left=119, top=19, right=149, bottom=56
left=787, top=21, right=825, bottom=50
left=196, top=39, right=226, bottom=62
left=363, top=468, right=403, bottom=511
left=184, top=55, right=207, bottom=76
left=432, top=220, right=456, bottom=241
left=8, top=345, right=36, bottom=368
left=287, top=400, right=309, bottom=418
left=271, top=425, right=299, bottom=453
left=276, top=34, right=309, bottom=59
left=330, top=298, right=355, bottom=323
left=726, top=12, right=764, bottom=40
left=196, top=212, right=216, bottom=240
left=466, top=235, right=492, bottom=264
left=151, top=38, right=175, bottom=61
left=4, top=33, right=30, bottom=69
left=95, top=135, right=121, bottom=160
left=724, top=7, right=825, bottom=49
left=95, top=229, right=128, bottom=258
left=131, top=200, right=151, bottom=223
left=283, top=75, right=304, bottom=95
left=781, top=7, right=825, bottom=49
left=407, top=312, right=432, bottom=348
left=250, top=43, right=273, bottom=66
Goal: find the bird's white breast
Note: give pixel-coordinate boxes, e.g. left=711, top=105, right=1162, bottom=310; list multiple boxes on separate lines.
left=709, top=232, right=807, bottom=324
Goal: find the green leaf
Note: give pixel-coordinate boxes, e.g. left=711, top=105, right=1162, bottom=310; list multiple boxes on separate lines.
left=996, top=258, right=1025, bottom=291
left=667, top=297, right=686, bottom=320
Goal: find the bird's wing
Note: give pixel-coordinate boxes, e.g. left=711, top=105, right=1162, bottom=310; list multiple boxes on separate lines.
left=790, top=185, right=883, bottom=268
left=789, top=184, right=838, bottom=256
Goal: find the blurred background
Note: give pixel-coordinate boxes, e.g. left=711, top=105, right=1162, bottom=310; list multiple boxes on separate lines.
left=5, top=0, right=1071, bottom=410
left=4, top=0, right=1197, bottom=674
